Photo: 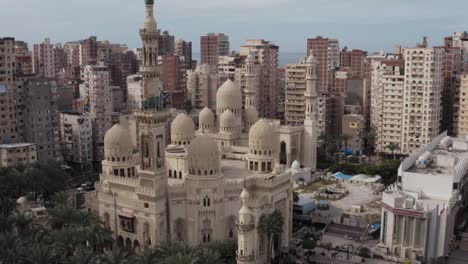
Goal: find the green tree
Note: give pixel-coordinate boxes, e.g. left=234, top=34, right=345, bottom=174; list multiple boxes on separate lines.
left=24, top=243, right=60, bottom=264
left=207, top=240, right=237, bottom=264
left=101, top=248, right=132, bottom=264
left=385, top=143, right=400, bottom=159
left=258, top=210, right=284, bottom=263
left=196, top=248, right=222, bottom=264
left=341, top=134, right=352, bottom=155
left=293, top=191, right=300, bottom=203
left=131, top=248, right=158, bottom=264
left=363, top=128, right=377, bottom=164
left=67, top=248, right=99, bottom=264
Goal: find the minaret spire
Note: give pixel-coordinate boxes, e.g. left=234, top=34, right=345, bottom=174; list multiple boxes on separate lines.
left=244, top=53, right=257, bottom=110
left=302, top=55, right=318, bottom=171
left=139, top=0, right=161, bottom=109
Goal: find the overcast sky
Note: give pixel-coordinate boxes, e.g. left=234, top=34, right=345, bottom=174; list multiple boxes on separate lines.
left=1, top=0, right=467, bottom=54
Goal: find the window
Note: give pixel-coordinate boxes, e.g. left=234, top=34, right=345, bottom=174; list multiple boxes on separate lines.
left=119, top=216, right=135, bottom=233
left=144, top=203, right=149, bottom=208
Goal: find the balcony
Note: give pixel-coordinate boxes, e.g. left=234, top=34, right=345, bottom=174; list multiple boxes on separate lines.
left=236, top=221, right=254, bottom=232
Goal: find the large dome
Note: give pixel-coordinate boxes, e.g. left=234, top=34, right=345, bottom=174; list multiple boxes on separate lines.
left=216, top=79, right=242, bottom=114
left=249, top=119, right=277, bottom=153
left=199, top=107, right=215, bottom=132
left=187, top=135, right=220, bottom=176
left=104, top=123, right=133, bottom=159
left=171, top=113, right=195, bottom=145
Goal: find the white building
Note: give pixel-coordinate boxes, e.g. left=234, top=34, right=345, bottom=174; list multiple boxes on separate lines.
left=401, top=46, right=444, bottom=154
left=127, top=74, right=144, bottom=113
left=0, top=143, right=37, bottom=168
left=91, top=2, right=318, bottom=263
left=60, top=113, right=93, bottom=170
left=375, top=132, right=468, bottom=263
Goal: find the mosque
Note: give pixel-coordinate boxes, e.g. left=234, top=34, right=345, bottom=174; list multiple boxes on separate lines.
left=94, top=1, right=319, bottom=263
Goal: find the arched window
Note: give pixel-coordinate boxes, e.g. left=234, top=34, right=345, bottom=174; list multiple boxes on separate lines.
left=179, top=171, right=182, bottom=179
left=168, top=169, right=172, bottom=178
left=173, top=170, right=177, bottom=178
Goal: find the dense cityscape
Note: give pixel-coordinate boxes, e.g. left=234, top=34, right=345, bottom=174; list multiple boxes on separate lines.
left=1, top=0, right=468, bottom=263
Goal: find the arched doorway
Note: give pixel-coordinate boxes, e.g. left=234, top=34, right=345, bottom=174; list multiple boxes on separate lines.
left=133, top=240, right=141, bottom=253
left=125, top=238, right=132, bottom=250
left=117, top=236, right=124, bottom=248
left=280, top=141, right=287, bottom=165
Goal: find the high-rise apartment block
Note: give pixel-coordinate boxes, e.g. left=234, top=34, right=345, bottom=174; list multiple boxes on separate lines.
left=0, top=143, right=37, bottom=168
left=126, top=74, right=144, bottom=113
left=158, top=30, right=175, bottom=56
left=23, top=77, right=62, bottom=162
left=370, top=41, right=444, bottom=155
left=340, top=48, right=368, bottom=79
left=306, top=37, right=340, bottom=94
left=32, top=38, right=64, bottom=78
left=200, top=33, right=230, bottom=65
left=187, top=64, right=220, bottom=110
left=60, top=112, right=93, bottom=170
left=0, top=37, right=22, bottom=143
left=175, top=39, right=193, bottom=70
left=401, top=46, right=444, bottom=154
left=285, top=59, right=308, bottom=126
left=240, top=40, right=279, bottom=118
left=80, top=65, right=113, bottom=162
left=371, top=57, right=405, bottom=153
left=454, top=73, right=468, bottom=137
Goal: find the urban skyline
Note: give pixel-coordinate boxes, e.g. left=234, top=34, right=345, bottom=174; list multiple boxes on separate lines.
left=2, top=0, right=467, bottom=53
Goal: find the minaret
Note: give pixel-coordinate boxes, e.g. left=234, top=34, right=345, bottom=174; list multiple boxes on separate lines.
left=244, top=53, right=257, bottom=110
left=139, top=0, right=161, bottom=109
left=302, top=55, right=318, bottom=171
left=236, top=187, right=255, bottom=264
left=134, top=0, right=171, bottom=243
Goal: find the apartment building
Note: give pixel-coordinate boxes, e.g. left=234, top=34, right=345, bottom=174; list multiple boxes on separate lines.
left=306, top=37, right=340, bottom=94
left=200, top=33, right=230, bottom=65
left=240, top=39, right=279, bottom=118
left=285, top=59, right=307, bottom=126
left=186, top=64, right=220, bottom=110
left=60, top=112, right=93, bottom=170
left=0, top=143, right=37, bottom=168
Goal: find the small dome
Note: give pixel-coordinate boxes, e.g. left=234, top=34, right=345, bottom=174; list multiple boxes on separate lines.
left=199, top=107, right=215, bottom=131
left=244, top=107, right=259, bottom=126
left=171, top=113, right=195, bottom=145
left=240, top=188, right=250, bottom=200
left=220, top=110, right=236, bottom=128
left=187, top=135, right=220, bottom=176
left=291, top=160, right=301, bottom=170
left=104, top=123, right=133, bottom=159
left=307, top=55, right=317, bottom=64
left=216, top=80, right=242, bottom=113
left=246, top=53, right=255, bottom=64
left=249, top=119, right=277, bottom=152
left=17, top=196, right=28, bottom=205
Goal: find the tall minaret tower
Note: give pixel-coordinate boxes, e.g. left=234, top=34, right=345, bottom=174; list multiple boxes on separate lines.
left=236, top=187, right=256, bottom=264
left=302, top=55, right=318, bottom=171
left=244, top=53, right=257, bottom=110
left=134, top=0, right=170, bottom=243
left=139, top=0, right=161, bottom=108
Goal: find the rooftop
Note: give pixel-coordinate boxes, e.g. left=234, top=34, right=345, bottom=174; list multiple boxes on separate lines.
left=0, top=143, right=35, bottom=149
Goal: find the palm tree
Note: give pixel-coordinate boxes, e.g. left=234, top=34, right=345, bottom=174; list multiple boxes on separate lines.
left=385, top=143, right=400, bottom=159
left=163, top=253, right=197, bottom=264
left=363, top=128, right=377, bottom=164
left=84, top=223, right=113, bottom=253
left=48, top=204, right=81, bottom=229
left=154, top=241, right=194, bottom=261
left=341, top=134, right=352, bottom=155
left=0, top=232, right=22, bottom=263
left=207, top=240, right=237, bottom=264
left=101, top=248, right=132, bottom=264
left=132, top=248, right=158, bottom=264
left=318, top=132, right=333, bottom=161
left=52, top=227, right=85, bottom=259
left=67, top=248, right=100, bottom=264
left=258, top=210, right=285, bottom=263
left=196, top=248, right=222, bottom=264
left=24, top=243, right=60, bottom=264
left=10, top=211, right=33, bottom=236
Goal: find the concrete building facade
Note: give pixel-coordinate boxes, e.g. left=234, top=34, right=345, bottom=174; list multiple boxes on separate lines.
left=60, top=113, right=93, bottom=170
left=0, top=143, right=37, bottom=168
left=200, top=33, right=230, bottom=65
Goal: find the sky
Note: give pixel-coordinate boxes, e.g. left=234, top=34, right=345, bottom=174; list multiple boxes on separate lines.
left=1, top=0, right=467, bottom=55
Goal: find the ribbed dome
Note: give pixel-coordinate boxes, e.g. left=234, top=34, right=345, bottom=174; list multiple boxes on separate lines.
left=249, top=119, right=277, bottom=153
left=187, top=136, right=220, bottom=176
left=104, top=124, right=133, bottom=159
left=216, top=80, right=242, bottom=113
left=199, top=107, right=215, bottom=132
left=171, top=113, right=195, bottom=145
left=244, top=107, right=259, bottom=127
